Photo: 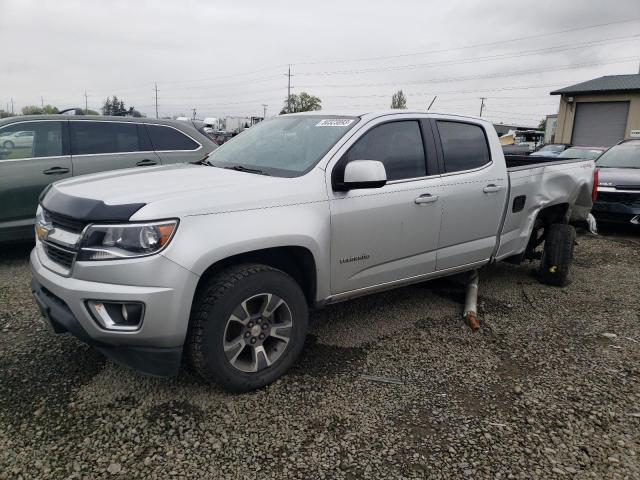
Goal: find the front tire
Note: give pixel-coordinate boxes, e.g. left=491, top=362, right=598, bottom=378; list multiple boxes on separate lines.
left=538, top=223, right=576, bottom=287
left=187, top=264, right=308, bottom=392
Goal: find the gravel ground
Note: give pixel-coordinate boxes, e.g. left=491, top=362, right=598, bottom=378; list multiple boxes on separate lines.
left=1, top=229, right=639, bottom=479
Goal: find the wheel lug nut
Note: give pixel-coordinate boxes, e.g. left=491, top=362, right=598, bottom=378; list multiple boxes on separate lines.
left=259, top=334, right=265, bottom=339
left=248, top=322, right=253, bottom=327
left=262, top=324, right=268, bottom=330
left=256, top=318, right=261, bottom=324
left=244, top=332, right=250, bottom=338
left=250, top=338, right=256, bottom=344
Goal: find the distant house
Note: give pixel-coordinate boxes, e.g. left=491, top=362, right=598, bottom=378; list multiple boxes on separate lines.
left=551, top=74, right=640, bottom=146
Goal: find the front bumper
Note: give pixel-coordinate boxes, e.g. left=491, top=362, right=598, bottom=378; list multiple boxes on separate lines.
left=31, top=278, right=182, bottom=376
left=30, top=246, right=200, bottom=376
left=592, top=201, right=640, bottom=225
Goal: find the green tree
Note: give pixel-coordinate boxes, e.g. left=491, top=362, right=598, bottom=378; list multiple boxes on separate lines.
left=21, top=105, right=59, bottom=115
left=42, top=105, right=59, bottom=114
left=22, top=105, right=43, bottom=115
left=280, top=92, right=322, bottom=114
left=101, top=96, right=141, bottom=116
left=538, top=118, right=546, bottom=130
left=391, top=90, right=407, bottom=109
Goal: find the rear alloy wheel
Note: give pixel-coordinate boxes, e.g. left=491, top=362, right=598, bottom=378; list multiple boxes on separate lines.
left=187, top=264, right=308, bottom=392
left=3, top=140, right=14, bottom=150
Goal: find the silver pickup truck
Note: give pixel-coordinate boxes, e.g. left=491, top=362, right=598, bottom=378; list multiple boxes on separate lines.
left=30, top=111, right=597, bottom=391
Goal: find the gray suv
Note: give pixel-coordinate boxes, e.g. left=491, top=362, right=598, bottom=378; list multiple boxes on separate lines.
left=0, top=115, right=217, bottom=242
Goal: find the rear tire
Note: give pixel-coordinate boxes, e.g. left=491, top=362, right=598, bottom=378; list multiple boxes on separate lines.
left=187, top=263, right=308, bottom=392
left=538, top=223, right=576, bottom=287
left=3, top=140, right=14, bottom=149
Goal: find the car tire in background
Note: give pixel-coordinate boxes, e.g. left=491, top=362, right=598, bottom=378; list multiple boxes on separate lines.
left=538, top=223, right=576, bottom=287
left=187, top=263, right=308, bottom=392
left=3, top=140, right=14, bottom=149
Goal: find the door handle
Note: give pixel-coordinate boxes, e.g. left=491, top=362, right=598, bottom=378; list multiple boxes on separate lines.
left=43, top=167, right=70, bottom=175
left=136, top=159, right=158, bottom=166
left=415, top=194, right=439, bottom=204
left=483, top=184, right=504, bottom=193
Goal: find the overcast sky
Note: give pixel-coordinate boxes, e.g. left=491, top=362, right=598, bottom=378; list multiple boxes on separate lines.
left=1, top=0, right=639, bottom=125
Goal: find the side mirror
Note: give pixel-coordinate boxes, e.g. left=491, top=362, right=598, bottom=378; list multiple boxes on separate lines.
left=339, top=160, right=387, bottom=190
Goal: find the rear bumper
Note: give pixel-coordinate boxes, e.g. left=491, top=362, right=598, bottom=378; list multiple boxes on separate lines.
left=31, top=278, right=182, bottom=376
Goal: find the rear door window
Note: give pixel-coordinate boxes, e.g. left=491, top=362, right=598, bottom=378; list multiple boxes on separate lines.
left=0, top=121, right=63, bottom=160
left=145, top=125, right=200, bottom=151
left=436, top=121, right=491, bottom=173
left=343, top=121, right=427, bottom=181
left=70, top=121, right=142, bottom=155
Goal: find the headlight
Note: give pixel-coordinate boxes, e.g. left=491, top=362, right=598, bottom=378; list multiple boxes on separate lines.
left=35, top=205, right=50, bottom=242
left=77, top=220, right=178, bottom=261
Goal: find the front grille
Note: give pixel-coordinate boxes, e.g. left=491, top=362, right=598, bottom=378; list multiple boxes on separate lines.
left=44, top=242, right=76, bottom=269
left=596, top=191, right=640, bottom=207
left=45, top=209, right=87, bottom=234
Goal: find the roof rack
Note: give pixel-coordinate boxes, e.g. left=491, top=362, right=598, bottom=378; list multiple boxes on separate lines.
left=58, top=108, right=85, bottom=115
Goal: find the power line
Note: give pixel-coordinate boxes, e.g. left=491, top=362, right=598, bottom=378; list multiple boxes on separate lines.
left=294, top=34, right=640, bottom=77
left=298, top=56, right=639, bottom=89
left=293, top=16, right=640, bottom=66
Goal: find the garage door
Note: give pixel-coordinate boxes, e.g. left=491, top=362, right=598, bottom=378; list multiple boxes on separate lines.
left=571, top=101, right=629, bottom=146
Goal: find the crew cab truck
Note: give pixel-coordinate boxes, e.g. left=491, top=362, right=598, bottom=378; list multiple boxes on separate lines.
left=30, top=111, right=597, bottom=391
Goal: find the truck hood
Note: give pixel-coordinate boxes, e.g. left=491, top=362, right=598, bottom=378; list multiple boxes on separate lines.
left=46, top=163, right=327, bottom=220
left=598, top=167, right=640, bottom=190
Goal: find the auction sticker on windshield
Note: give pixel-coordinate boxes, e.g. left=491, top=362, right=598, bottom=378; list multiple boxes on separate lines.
left=316, top=119, right=354, bottom=127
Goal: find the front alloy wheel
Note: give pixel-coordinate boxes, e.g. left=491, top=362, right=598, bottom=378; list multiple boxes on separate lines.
left=187, top=264, right=308, bottom=392
left=223, top=293, right=293, bottom=373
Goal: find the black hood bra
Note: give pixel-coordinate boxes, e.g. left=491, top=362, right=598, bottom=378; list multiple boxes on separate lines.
left=41, top=187, right=145, bottom=222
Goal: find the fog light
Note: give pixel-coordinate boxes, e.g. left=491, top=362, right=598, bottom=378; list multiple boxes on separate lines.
left=87, top=301, right=144, bottom=331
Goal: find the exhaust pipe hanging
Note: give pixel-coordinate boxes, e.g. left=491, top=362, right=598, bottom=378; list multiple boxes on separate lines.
left=463, top=270, right=480, bottom=330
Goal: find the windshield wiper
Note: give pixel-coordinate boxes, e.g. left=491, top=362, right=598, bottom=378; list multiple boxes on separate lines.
left=222, top=165, right=269, bottom=175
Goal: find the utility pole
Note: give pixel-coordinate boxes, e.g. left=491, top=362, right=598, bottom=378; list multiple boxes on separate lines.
left=479, top=97, right=486, bottom=117
left=285, top=65, right=293, bottom=113
left=84, top=91, right=88, bottom=113
left=154, top=82, right=159, bottom=118
left=262, top=104, right=268, bottom=119
left=10, top=98, right=14, bottom=115
left=41, top=96, right=44, bottom=109
left=192, top=108, right=197, bottom=119
left=427, top=96, right=437, bottom=110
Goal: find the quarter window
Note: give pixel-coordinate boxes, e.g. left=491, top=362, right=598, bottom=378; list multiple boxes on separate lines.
left=0, top=121, right=63, bottom=160
left=437, top=121, right=491, bottom=173
left=71, top=122, right=142, bottom=155
left=343, top=121, right=427, bottom=181
left=145, top=125, right=199, bottom=151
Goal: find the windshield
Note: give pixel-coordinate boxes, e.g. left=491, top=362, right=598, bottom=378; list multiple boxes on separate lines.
left=557, top=148, right=603, bottom=160
left=539, top=144, right=565, bottom=152
left=596, top=143, right=640, bottom=169
left=205, top=115, right=358, bottom=176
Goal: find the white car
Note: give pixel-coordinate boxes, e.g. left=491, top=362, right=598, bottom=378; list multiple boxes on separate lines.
left=0, top=130, right=34, bottom=149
